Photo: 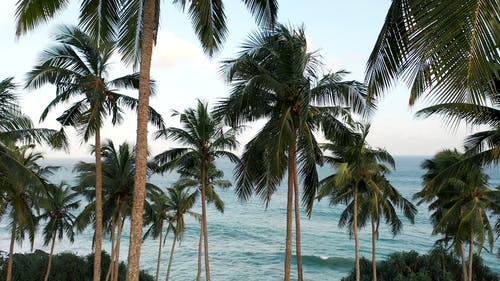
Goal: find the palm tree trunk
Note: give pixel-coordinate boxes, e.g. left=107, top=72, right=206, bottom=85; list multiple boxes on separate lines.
left=155, top=220, right=164, bottom=281
left=460, top=244, right=468, bottom=281
left=6, top=224, right=15, bottom=281
left=165, top=235, right=177, bottom=281
left=201, top=159, right=211, bottom=281
left=284, top=136, right=296, bottom=281
left=468, top=235, right=473, bottom=281
left=354, top=182, right=360, bottom=281
left=371, top=216, right=377, bottom=281
left=292, top=156, right=303, bottom=281
left=113, top=214, right=125, bottom=281
left=94, top=129, right=103, bottom=281
left=44, top=233, right=57, bottom=281
left=106, top=216, right=117, bottom=281
left=126, top=0, right=156, bottom=279
left=196, top=226, right=203, bottom=281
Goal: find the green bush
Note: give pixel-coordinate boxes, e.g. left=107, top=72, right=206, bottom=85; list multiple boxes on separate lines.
left=341, top=247, right=499, bottom=281
left=0, top=250, right=154, bottom=281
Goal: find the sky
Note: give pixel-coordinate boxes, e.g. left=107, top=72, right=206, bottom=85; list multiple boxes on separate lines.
left=0, top=0, right=473, bottom=158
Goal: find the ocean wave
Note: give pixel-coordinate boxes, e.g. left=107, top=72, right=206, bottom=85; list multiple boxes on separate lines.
left=301, top=255, right=354, bottom=269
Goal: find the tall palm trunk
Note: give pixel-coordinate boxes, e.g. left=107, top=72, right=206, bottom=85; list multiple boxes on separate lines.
left=468, top=235, right=473, bottom=281
left=126, top=0, right=156, bottom=280
left=106, top=216, right=117, bottom=281
left=165, top=235, right=177, bottom=281
left=196, top=226, right=203, bottom=281
left=371, top=216, right=377, bottom=281
left=354, top=182, right=360, bottom=281
left=292, top=154, right=303, bottom=281
left=44, top=232, right=57, bottom=281
left=460, top=244, right=468, bottom=281
left=94, top=129, right=103, bottom=281
left=155, top=220, right=164, bottom=281
left=113, top=214, right=125, bottom=281
left=284, top=133, right=296, bottom=281
left=201, top=159, right=211, bottom=281
left=6, top=223, right=15, bottom=281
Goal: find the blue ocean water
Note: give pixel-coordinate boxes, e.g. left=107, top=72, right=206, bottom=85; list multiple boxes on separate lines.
left=0, top=156, right=499, bottom=280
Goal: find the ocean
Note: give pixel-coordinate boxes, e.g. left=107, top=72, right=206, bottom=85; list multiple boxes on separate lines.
left=1, top=156, right=499, bottom=280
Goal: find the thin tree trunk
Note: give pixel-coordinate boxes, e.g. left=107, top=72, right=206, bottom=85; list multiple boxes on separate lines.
left=94, top=129, right=103, bottom=281
left=292, top=155, right=303, bottom=281
left=126, top=0, right=156, bottom=279
left=460, top=244, right=468, bottom=281
left=165, top=235, right=177, bottom=281
left=371, top=216, right=377, bottom=281
left=201, top=160, right=211, bottom=281
left=284, top=136, right=296, bottom=281
left=113, top=214, right=125, bottom=281
left=6, top=224, right=15, bottom=281
left=468, top=235, right=473, bottom=281
left=196, top=225, right=203, bottom=281
left=106, top=216, right=117, bottom=281
left=155, top=220, right=164, bottom=281
left=44, top=233, right=57, bottom=281
left=354, top=183, right=360, bottom=281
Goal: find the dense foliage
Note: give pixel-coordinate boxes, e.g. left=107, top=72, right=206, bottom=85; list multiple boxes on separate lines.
left=0, top=251, right=154, bottom=281
left=341, top=248, right=499, bottom=281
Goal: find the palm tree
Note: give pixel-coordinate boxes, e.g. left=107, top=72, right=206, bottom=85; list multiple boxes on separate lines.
left=318, top=124, right=395, bottom=281
left=153, top=100, right=239, bottom=281
left=366, top=0, right=498, bottom=105
left=25, top=26, right=165, bottom=281
left=36, top=182, right=80, bottom=281
left=215, top=24, right=372, bottom=280
left=415, top=149, right=500, bottom=281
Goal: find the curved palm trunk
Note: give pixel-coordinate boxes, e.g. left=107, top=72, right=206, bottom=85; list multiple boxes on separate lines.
left=6, top=224, right=15, bottom=281
left=468, top=235, right=473, bottom=281
left=113, top=214, right=125, bottom=281
left=354, top=183, right=360, bottom=281
left=371, top=216, right=377, bottom=281
left=44, top=233, right=57, bottom=281
left=196, top=226, right=203, bottom=281
left=292, top=156, right=303, bottom=281
left=155, top=220, right=164, bottom=281
left=201, top=160, right=211, bottom=281
left=284, top=135, right=296, bottom=281
left=94, top=129, right=103, bottom=281
left=106, top=216, right=117, bottom=281
left=126, top=0, right=156, bottom=280
left=165, top=235, right=177, bottom=281
left=460, top=244, right=468, bottom=281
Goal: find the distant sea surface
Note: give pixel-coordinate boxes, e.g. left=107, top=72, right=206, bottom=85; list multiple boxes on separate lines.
left=1, top=156, right=499, bottom=280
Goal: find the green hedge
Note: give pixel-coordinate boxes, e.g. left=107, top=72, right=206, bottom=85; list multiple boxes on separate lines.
left=0, top=250, right=154, bottom=281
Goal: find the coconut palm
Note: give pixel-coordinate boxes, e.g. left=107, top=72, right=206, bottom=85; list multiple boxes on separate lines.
left=25, top=26, right=165, bottom=281
left=415, top=149, right=500, bottom=281
left=215, top=24, right=371, bottom=280
left=36, top=182, right=80, bottom=281
left=318, top=123, right=395, bottom=281
left=153, top=100, right=239, bottom=281
left=366, top=0, right=498, bottom=105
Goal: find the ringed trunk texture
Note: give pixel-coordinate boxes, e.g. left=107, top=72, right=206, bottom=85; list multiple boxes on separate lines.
left=292, top=155, right=303, bottom=281
left=165, top=236, right=177, bottom=281
left=106, top=216, right=117, bottom=281
left=113, top=214, right=125, bottom=281
left=126, top=0, right=156, bottom=280
left=371, top=216, right=377, bottom=281
left=6, top=224, right=15, bottom=281
left=155, top=220, right=164, bottom=281
left=468, top=236, right=473, bottom=281
left=284, top=136, right=296, bottom=281
left=460, top=244, right=468, bottom=281
left=201, top=160, right=211, bottom=281
left=196, top=226, right=203, bottom=281
left=94, top=129, right=103, bottom=281
left=43, top=234, right=57, bottom=281
left=354, top=183, right=360, bottom=281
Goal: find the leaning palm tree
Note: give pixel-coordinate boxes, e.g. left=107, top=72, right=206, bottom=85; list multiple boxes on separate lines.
left=15, top=2, right=278, bottom=279
left=153, top=100, right=239, bottom=281
left=36, top=182, right=80, bottom=281
left=215, top=24, right=372, bottom=280
left=318, top=124, right=395, bottom=281
left=415, top=149, right=500, bottom=281
left=25, top=26, right=165, bottom=281
left=366, top=0, right=498, bottom=105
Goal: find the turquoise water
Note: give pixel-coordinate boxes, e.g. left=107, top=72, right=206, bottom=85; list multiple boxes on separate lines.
left=1, top=156, right=499, bottom=280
